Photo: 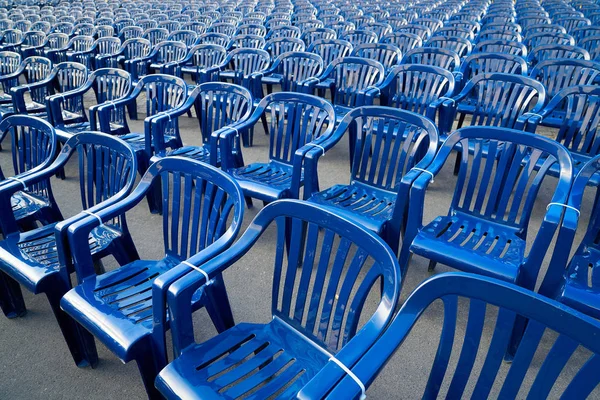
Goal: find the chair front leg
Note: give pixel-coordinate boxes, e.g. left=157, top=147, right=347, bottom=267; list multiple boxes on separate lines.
left=0, top=270, right=26, bottom=319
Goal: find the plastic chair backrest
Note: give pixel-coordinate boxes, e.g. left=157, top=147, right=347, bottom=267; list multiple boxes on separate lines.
left=402, top=47, right=461, bottom=71
left=307, top=38, right=353, bottom=67
left=530, top=59, right=600, bottom=97
left=324, top=56, right=385, bottom=107
left=351, top=43, right=401, bottom=70
left=460, top=52, right=528, bottom=80
left=474, top=39, right=528, bottom=56
left=196, top=32, right=230, bottom=47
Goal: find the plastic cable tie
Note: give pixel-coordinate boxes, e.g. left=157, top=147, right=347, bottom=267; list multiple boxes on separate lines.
left=181, top=260, right=211, bottom=283
left=454, top=71, right=463, bottom=79
left=328, top=356, right=367, bottom=400
left=6, top=176, right=27, bottom=189
left=439, top=96, right=455, bottom=105
left=527, top=112, right=543, bottom=120
left=311, top=142, right=326, bottom=156
left=546, top=202, right=580, bottom=216
left=81, top=210, right=105, bottom=227
left=232, top=126, right=239, bottom=138
left=412, top=167, right=435, bottom=183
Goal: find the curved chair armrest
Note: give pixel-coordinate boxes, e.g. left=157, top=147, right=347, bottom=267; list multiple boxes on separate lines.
left=47, top=79, right=93, bottom=124
left=0, top=66, right=25, bottom=83
left=67, top=182, right=149, bottom=282
left=363, top=85, right=382, bottom=104
left=302, top=131, right=346, bottom=198
left=518, top=111, right=546, bottom=132
left=96, top=93, right=136, bottom=122
left=404, top=171, right=436, bottom=244
left=198, top=64, right=223, bottom=83
left=300, top=76, right=323, bottom=94
left=167, top=224, right=263, bottom=355
left=425, top=97, right=449, bottom=123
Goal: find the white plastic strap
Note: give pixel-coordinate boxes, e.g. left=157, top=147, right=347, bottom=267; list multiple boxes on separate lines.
left=157, top=110, right=172, bottom=122
left=454, top=71, right=463, bottom=79
left=546, top=202, right=580, bottom=216
left=328, top=356, right=367, bottom=400
left=181, top=260, right=211, bottom=283
left=527, top=112, right=543, bottom=120
left=6, top=176, right=27, bottom=189
left=232, top=126, right=239, bottom=138
left=81, top=210, right=105, bottom=227
left=439, top=96, right=455, bottom=105
left=311, top=142, right=326, bottom=156
left=412, top=167, right=435, bottom=182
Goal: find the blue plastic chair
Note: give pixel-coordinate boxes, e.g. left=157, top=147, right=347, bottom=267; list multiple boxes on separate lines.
left=477, top=29, right=522, bottom=42
left=167, top=29, right=198, bottom=48
left=250, top=51, right=323, bottom=100
left=351, top=43, right=402, bottom=71
left=524, top=85, right=600, bottom=177
left=234, top=23, right=266, bottom=37
left=11, top=62, right=88, bottom=121
left=303, top=57, right=385, bottom=121
left=227, top=33, right=266, bottom=50
left=208, top=22, right=236, bottom=37
left=47, top=68, right=132, bottom=142
left=265, top=25, right=301, bottom=39
left=434, top=73, right=546, bottom=136
left=69, top=37, right=121, bottom=70
left=20, top=31, right=47, bottom=58
left=436, top=26, right=476, bottom=41
left=60, top=157, right=245, bottom=398
left=221, top=92, right=336, bottom=205
left=397, top=24, right=433, bottom=41
left=401, top=126, right=573, bottom=291
left=46, top=35, right=94, bottom=64
left=150, top=82, right=252, bottom=166
left=0, top=29, right=23, bottom=53
left=414, top=17, right=443, bottom=34
left=299, top=27, right=335, bottom=48
left=125, top=40, right=188, bottom=82
left=263, top=36, right=306, bottom=60
left=402, top=48, right=461, bottom=72
left=201, top=47, right=270, bottom=90
left=171, top=43, right=227, bottom=86
left=306, top=38, right=353, bottom=67
left=426, top=35, right=473, bottom=59
left=381, top=32, right=422, bottom=54
left=196, top=32, right=231, bottom=47
left=474, top=39, right=528, bottom=56
left=0, top=131, right=137, bottom=368
left=527, top=44, right=590, bottom=66
left=96, top=74, right=187, bottom=212
left=142, top=28, right=169, bottom=47
left=95, top=38, right=151, bottom=70
left=307, top=106, right=438, bottom=254
left=524, top=32, right=575, bottom=49
left=541, top=155, right=600, bottom=313
left=155, top=199, right=401, bottom=399
left=0, top=115, right=59, bottom=232
left=340, top=29, right=378, bottom=46
left=529, top=59, right=600, bottom=99
left=457, top=52, right=528, bottom=89
left=0, top=51, right=21, bottom=102
left=0, top=55, right=51, bottom=119
left=375, top=64, right=455, bottom=124
left=317, top=272, right=600, bottom=400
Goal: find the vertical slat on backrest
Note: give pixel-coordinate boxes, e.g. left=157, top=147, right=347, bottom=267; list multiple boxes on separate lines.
left=424, top=295, right=458, bottom=398
left=561, top=354, right=600, bottom=398
left=292, top=221, right=320, bottom=324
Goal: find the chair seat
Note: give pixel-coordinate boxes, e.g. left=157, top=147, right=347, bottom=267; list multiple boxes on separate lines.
left=118, top=132, right=178, bottom=154
left=560, top=247, right=600, bottom=319
left=410, top=213, right=525, bottom=282
left=308, top=183, right=393, bottom=233
left=55, top=121, right=92, bottom=141
left=11, top=191, right=52, bottom=222
left=230, top=161, right=299, bottom=201
left=0, top=104, right=15, bottom=119
left=156, top=318, right=329, bottom=400
left=0, top=222, right=122, bottom=293
left=61, top=256, right=188, bottom=361
left=161, top=145, right=218, bottom=164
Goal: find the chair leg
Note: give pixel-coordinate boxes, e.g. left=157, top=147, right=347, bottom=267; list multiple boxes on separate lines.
left=245, top=196, right=253, bottom=209
left=204, top=274, right=235, bottom=333
left=127, top=101, right=138, bottom=120
left=0, top=271, right=26, bottom=319
left=46, top=284, right=98, bottom=368
left=135, top=347, right=163, bottom=400
left=428, top=260, right=437, bottom=272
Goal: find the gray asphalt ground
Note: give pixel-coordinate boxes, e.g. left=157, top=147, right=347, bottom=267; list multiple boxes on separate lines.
left=0, top=93, right=598, bottom=399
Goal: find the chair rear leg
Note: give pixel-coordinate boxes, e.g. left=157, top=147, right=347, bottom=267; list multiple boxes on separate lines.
left=204, top=274, right=235, bottom=333
left=428, top=260, right=437, bottom=272
left=0, top=271, right=26, bottom=318
left=135, top=347, right=163, bottom=400
left=46, top=285, right=98, bottom=368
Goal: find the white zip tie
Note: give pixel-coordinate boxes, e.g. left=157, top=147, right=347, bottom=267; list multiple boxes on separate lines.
left=439, top=96, right=455, bottom=105
left=6, top=176, right=27, bottom=189
left=527, top=112, right=543, bottom=120
left=454, top=71, right=463, bottom=79
left=181, top=260, right=211, bottom=283
left=328, top=356, right=367, bottom=400
left=232, top=126, right=239, bottom=138
left=311, top=142, right=326, bottom=156
left=81, top=210, right=105, bottom=227
left=546, top=202, right=580, bottom=216
left=412, top=167, right=435, bottom=182
left=156, top=110, right=173, bottom=122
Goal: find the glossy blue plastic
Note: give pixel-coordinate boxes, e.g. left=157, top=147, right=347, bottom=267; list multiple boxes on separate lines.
left=474, top=39, right=528, bottom=56
left=0, top=115, right=59, bottom=232
left=221, top=92, right=336, bottom=204
left=527, top=44, right=591, bottom=66
left=307, top=106, right=438, bottom=254
left=0, top=131, right=137, bottom=368
left=60, top=156, right=245, bottom=398
left=69, top=37, right=121, bottom=70
left=227, top=33, right=266, bottom=50
left=402, top=47, right=461, bottom=71
left=125, top=40, right=187, bottom=81
left=195, top=32, right=231, bottom=47
left=96, top=74, right=187, bottom=212
left=11, top=61, right=88, bottom=121
left=47, top=68, right=132, bottom=142
left=457, top=52, right=528, bottom=89
left=172, top=43, right=227, bottom=85
left=434, top=73, right=546, bottom=136
left=351, top=43, right=402, bottom=71
left=300, top=27, right=336, bottom=48
left=319, top=272, right=600, bottom=400
left=397, top=24, right=433, bottom=40
left=426, top=35, right=473, bottom=58
left=264, top=36, right=305, bottom=60
left=47, top=35, right=94, bottom=64
left=0, top=29, right=23, bottom=53
left=529, top=59, right=600, bottom=98
left=155, top=199, right=401, bottom=399
left=306, top=38, right=353, bottom=66
left=167, top=29, right=198, bottom=48
left=302, top=56, right=385, bottom=120
left=201, top=47, right=270, bottom=89
left=340, top=29, right=378, bottom=46
left=143, top=28, right=169, bottom=47
left=251, top=51, right=323, bottom=100
left=20, top=31, right=47, bottom=58
left=402, top=126, right=573, bottom=291
left=265, top=25, right=301, bottom=40
left=95, top=38, right=151, bottom=70
left=381, top=32, right=422, bottom=54
left=151, top=82, right=252, bottom=166
left=379, top=64, right=456, bottom=119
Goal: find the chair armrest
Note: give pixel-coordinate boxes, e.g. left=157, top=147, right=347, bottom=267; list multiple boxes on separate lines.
left=67, top=183, right=148, bottom=282
left=301, top=131, right=346, bottom=199
left=300, top=76, right=321, bottom=94
left=517, top=111, right=546, bottom=133
left=167, top=224, right=263, bottom=355
left=147, top=100, right=192, bottom=155
left=437, top=97, right=458, bottom=135
left=47, top=80, right=93, bottom=125
left=96, top=94, right=136, bottom=130
left=405, top=172, right=435, bottom=247
left=426, top=97, right=450, bottom=126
